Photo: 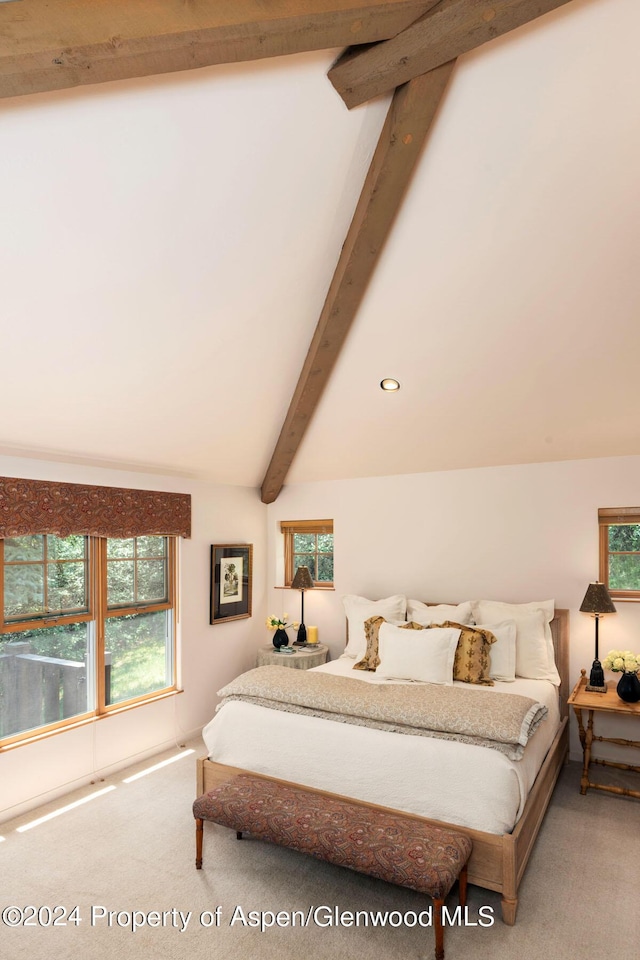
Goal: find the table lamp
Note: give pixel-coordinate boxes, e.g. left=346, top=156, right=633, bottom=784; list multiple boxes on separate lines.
left=291, top=566, right=314, bottom=645
left=579, top=581, right=616, bottom=693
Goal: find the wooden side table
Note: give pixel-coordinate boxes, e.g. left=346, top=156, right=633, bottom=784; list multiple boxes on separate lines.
left=256, top=643, right=329, bottom=670
left=568, top=669, right=640, bottom=799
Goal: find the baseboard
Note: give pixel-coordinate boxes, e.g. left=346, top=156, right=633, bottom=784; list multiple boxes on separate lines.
left=0, top=729, right=204, bottom=825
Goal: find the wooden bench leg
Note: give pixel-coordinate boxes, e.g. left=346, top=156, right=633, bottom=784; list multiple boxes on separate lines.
left=196, top=819, right=243, bottom=870
left=195, top=817, right=203, bottom=869
left=458, top=862, right=468, bottom=908
left=433, top=898, right=444, bottom=960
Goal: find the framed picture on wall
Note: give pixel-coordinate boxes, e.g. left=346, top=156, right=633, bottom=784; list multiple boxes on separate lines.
left=210, top=544, right=253, bottom=624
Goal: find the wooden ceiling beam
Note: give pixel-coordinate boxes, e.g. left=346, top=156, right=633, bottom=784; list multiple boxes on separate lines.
left=260, top=60, right=456, bottom=503
left=328, top=0, right=575, bottom=108
left=0, top=0, right=435, bottom=100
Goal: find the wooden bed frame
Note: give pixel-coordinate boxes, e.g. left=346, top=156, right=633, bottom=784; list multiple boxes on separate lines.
left=197, top=608, right=570, bottom=925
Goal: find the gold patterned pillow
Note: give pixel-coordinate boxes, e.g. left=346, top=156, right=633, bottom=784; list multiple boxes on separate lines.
left=429, top=620, right=497, bottom=685
left=353, top=616, right=423, bottom=671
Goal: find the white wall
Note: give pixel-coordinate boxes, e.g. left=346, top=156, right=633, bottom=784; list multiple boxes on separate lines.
left=268, top=454, right=640, bottom=758
left=0, top=455, right=266, bottom=822
left=4, top=450, right=639, bottom=819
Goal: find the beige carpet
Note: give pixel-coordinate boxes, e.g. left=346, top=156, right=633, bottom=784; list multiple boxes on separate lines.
left=1, top=740, right=638, bottom=960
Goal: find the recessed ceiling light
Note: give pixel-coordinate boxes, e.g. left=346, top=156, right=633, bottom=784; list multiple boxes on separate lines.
left=380, top=378, right=400, bottom=392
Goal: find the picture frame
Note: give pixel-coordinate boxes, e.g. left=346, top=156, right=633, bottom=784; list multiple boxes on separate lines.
left=210, top=544, right=253, bottom=624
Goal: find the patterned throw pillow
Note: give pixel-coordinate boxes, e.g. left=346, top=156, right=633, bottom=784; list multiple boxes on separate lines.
left=429, top=620, right=497, bottom=685
left=353, top=616, right=423, bottom=671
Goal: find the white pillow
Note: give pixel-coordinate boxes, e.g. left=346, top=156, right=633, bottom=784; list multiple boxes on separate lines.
left=471, top=600, right=559, bottom=684
left=407, top=599, right=474, bottom=626
left=475, top=620, right=517, bottom=682
left=376, top=622, right=459, bottom=684
left=342, top=595, right=407, bottom=659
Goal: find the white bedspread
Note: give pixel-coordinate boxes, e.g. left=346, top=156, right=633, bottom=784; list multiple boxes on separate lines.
left=202, top=656, right=561, bottom=835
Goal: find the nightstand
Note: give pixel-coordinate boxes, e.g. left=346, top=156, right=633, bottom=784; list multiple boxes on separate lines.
left=256, top=643, right=329, bottom=670
left=568, top=668, right=640, bottom=799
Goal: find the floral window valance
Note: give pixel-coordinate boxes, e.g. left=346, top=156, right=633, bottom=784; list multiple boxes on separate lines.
left=0, top=476, right=191, bottom=539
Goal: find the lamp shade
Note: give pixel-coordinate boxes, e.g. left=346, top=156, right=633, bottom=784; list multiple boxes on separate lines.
left=579, top=582, right=616, bottom=615
left=291, top=566, right=314, bottom=591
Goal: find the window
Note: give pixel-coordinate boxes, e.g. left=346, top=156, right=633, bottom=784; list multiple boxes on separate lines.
left=281, top=520, right=333, bottom=588
left=0, top=534, right=176, bottom=746
left=599, top=507, right=640, bottom=600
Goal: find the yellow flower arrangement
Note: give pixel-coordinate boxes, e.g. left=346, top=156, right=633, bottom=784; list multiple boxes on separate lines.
left=265, top=614, right=299, bottom=631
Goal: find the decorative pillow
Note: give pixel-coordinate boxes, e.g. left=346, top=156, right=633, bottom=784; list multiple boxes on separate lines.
left=407, top=599, right=474, bottom=626
left=353, top=616, right=423, bottom=671
left=474, top=620, right=517, bottom=682
left=429, top=621, right=496, bottom=686
left=342, top=595, right=407, bottom=659
left=376, top=622, right=460, bottom=684
left=470, top=600, right=559, bottom=684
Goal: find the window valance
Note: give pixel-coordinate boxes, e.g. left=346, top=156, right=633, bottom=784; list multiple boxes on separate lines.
left=280, top=519, right=333, bottom=534
left=0, top=476, right=191, bottom=539
left=598, top=507, right=640, bottom=525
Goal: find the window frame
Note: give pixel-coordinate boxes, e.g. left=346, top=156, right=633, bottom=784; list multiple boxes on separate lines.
left=280, top=519, right=333, bottom=588
left=99, top=536, right=176, bottom=714
left=598, top=507, right=640, bottom=601
left=0, top=534, right=178, bottom=747
left=102, top=536, right=173, bottom=616
left=0, top=536, right=97, bottom=633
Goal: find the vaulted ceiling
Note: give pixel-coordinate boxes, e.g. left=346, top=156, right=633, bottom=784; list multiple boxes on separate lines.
left=1, top=0, right=638, bottom=500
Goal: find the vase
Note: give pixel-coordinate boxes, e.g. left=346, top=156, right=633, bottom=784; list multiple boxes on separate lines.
left=616, top=671, right=640, bottom=704
left=272, top=628, right=289, bottom=650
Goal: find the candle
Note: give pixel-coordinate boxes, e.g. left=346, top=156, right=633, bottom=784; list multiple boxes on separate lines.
left=307, top=625, right=318, bottom=644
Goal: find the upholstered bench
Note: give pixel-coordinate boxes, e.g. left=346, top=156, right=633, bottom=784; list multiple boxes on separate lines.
left=193, top=774, right=472, bottom=960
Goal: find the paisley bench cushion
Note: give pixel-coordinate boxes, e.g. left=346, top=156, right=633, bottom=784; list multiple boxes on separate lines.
left=193, top=774, right=472, bottom=900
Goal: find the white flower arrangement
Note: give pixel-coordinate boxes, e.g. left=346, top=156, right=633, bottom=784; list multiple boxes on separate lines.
left=265, top=614, right=299, bottom=631
left=603, top=650, right=640, bottom=674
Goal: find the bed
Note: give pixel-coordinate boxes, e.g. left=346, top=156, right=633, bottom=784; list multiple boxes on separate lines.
left=197, top=602, right=569, bottom=924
